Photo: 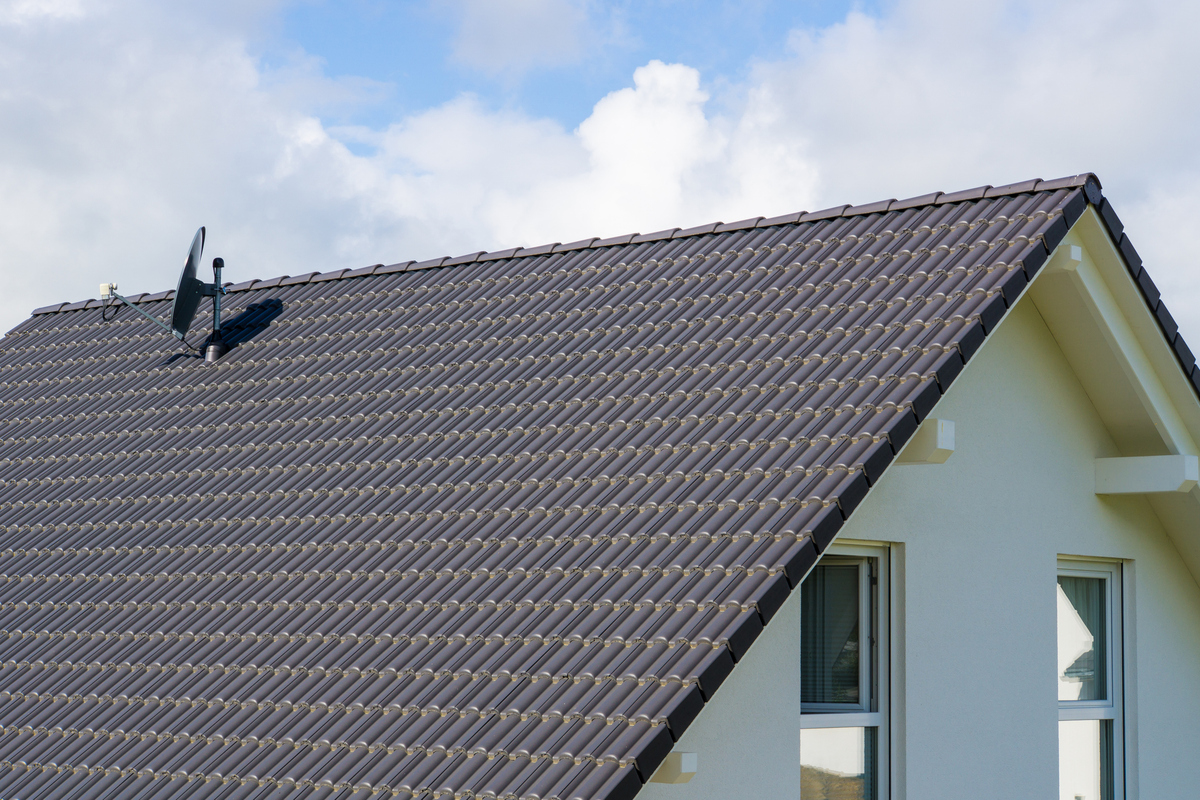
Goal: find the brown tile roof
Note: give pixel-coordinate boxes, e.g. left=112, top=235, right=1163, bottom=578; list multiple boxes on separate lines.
left=1, top=174, right=1193, bottom=799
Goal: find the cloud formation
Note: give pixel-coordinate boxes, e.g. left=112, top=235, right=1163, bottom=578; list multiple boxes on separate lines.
left=0, top=0, right=1198, bottom=350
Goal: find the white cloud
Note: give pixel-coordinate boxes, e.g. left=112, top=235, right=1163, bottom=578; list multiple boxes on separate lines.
left=0, top=0, right=85, bottom=26
left=1, top=0, right=1199, bottom=354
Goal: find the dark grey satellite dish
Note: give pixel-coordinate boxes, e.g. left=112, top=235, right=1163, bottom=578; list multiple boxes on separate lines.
left=100, top=225, right=229, bottom=362
left=170, top=226, right=206, bottom=339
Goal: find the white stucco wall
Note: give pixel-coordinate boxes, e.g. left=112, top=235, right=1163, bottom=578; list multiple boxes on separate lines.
left=637, top=297, right=1200, bottom=799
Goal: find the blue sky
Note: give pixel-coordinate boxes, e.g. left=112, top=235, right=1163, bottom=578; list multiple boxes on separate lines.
left=270, top=1, right=875, bottom=134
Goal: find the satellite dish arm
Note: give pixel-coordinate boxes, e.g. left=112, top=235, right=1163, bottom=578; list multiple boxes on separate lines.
left=102, top=287, right=185, bottom=341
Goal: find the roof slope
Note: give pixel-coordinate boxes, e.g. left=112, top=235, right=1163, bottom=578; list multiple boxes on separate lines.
left=0, top=174, right=1192, bottom=800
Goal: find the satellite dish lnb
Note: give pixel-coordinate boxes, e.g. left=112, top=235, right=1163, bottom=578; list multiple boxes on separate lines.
left=100, top=226, right=229, bottom=363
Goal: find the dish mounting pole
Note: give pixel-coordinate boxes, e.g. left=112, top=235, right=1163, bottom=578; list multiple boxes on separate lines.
left=202, top=257, right=227, bottom=363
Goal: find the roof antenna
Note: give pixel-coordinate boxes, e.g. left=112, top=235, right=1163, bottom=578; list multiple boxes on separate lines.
left=100, top=226, right=229, bottom=363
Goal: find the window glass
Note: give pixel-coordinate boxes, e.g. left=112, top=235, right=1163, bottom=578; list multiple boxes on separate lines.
left=801, top=563, right=861, bottom=704
left=800, top=727, right=877, bottom=800
left=1059, top=719, right=1113, bottom=800
left=1057, top=576, right=1106, bottom=702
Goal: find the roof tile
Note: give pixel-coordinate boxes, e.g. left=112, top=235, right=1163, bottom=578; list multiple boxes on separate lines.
left=480, top=248, right=522, bottom=262
left=311, top=269, right=348, bottom=282
left=410, top=256, right=447, bottom=270
left=798, top=206, right=848, bottom=222
left=444, top=251, right=485, bottom=266
left=714, top=217, right=762, bottom=233
left=1098, top=198, right=1124, bottom=239
left=2, top=176, right=1193, bottom=800
left=890, top=192, right=942, bottom=211
left=845, top=199, right=895, bottom=216
left=280, top=272, right=319, bottom=286
left=593, top=233, right=638, bottom=247
left=632, top=229, right=679, bottom=243
left=518, top=242, right=559, bottom=257
left=936, top=185, right=992, bottom=204
left=755, top=212, right=802, bottom=227
left=554, top=238, right=599, bottom=252
left=985, top=179, right=1041, bottom=197
left=343, top=264, right=381, bottom=278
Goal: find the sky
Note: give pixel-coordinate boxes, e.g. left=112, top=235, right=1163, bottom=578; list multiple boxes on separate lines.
left=1, top=0, right=1198, bottom=348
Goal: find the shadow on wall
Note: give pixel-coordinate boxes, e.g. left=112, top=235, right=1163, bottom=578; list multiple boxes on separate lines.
left=161, top=298, right=284, bottom=365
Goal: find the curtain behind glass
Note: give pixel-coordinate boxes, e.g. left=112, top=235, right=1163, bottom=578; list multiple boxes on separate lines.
left=1057, top=576, right=1106, bottom=702
left=802, top=563, right=860, bottom=704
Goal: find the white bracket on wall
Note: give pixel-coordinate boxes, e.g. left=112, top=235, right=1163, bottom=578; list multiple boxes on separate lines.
left=1045, top=243, right=1083, bottom=273
left=1095, top=455, right=1200, bottom=494
left=649, top=752, right=698, bottom=784
left=897, top=419, right=955, bottom=464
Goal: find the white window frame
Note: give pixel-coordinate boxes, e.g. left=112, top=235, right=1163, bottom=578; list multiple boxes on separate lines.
left=800, top=541, right=893, bottom=797
left=1058, top=557, right=1126, bottom=798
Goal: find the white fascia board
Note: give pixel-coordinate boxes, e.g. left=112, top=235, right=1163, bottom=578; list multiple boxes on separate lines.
left=1096, top=455, right=1200, bottom=494
left=1068, top=210, right=1199, bottom=457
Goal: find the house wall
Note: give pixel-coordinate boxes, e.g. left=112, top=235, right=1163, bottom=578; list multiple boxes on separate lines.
left=638, top=297, right=1200, bottom=799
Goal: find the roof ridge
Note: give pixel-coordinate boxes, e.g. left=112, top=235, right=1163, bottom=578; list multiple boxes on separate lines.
left=31, top=174, right=1098, bottom=315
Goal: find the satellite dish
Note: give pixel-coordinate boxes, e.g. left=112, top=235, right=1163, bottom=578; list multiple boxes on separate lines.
left=100, top=225, right=228, bottom=362
left=170, top=226, right=206, bottom=339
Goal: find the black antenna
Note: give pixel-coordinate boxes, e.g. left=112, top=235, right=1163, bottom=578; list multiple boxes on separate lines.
left=100, top=226, right=229, bottom=363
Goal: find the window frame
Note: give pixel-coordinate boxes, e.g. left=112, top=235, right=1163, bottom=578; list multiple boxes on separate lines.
left=800, top=541, right=893, bottom=796
left=1057, top=557, right=1126, bottom=798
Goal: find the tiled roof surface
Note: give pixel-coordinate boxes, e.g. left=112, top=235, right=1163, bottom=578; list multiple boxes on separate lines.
left=0, top=174, right=1192, bottom=800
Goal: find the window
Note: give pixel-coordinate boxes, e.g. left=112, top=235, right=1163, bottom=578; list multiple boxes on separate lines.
left=801, top=546, right=890, bottom=800
left=1058, top=560, right=1124, bottom=800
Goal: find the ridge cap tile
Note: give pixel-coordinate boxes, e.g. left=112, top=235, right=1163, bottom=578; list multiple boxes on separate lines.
left=673, top=223, right=720, bottom=238
left=798, top=205, right=849, bottom=222
left=444, top=251, right=485, bottom=267
left=714, top=217, right=762, bottom=233
left=936, top=185, right=991, bottom=203
left=280, top=272, right=319, bottom=287
left=343, top=264, right=382, bottom=278
left=311, top=269, right=348, bottom=282
left=593, top=233, right=638, bottom=247
left=844, top=199, right=895, bottom=216
left=758, top=211, right=804, bottom=226
left=518, top=242, right=559, bottom=257
left=375, top=261, right=413, bottom=275
left=984, top=179, right=1041, bottom=197
left=632, top=229, right=679, bottom=244
left=479, top=248, right=522, bottom=262
left=1035, top=174, right=1095, bottom=192
left=410, top=256, right=448, bottom=270
left=889, top=192, right=942, bottom=211
left=554, top=237, right=599, bottom=251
